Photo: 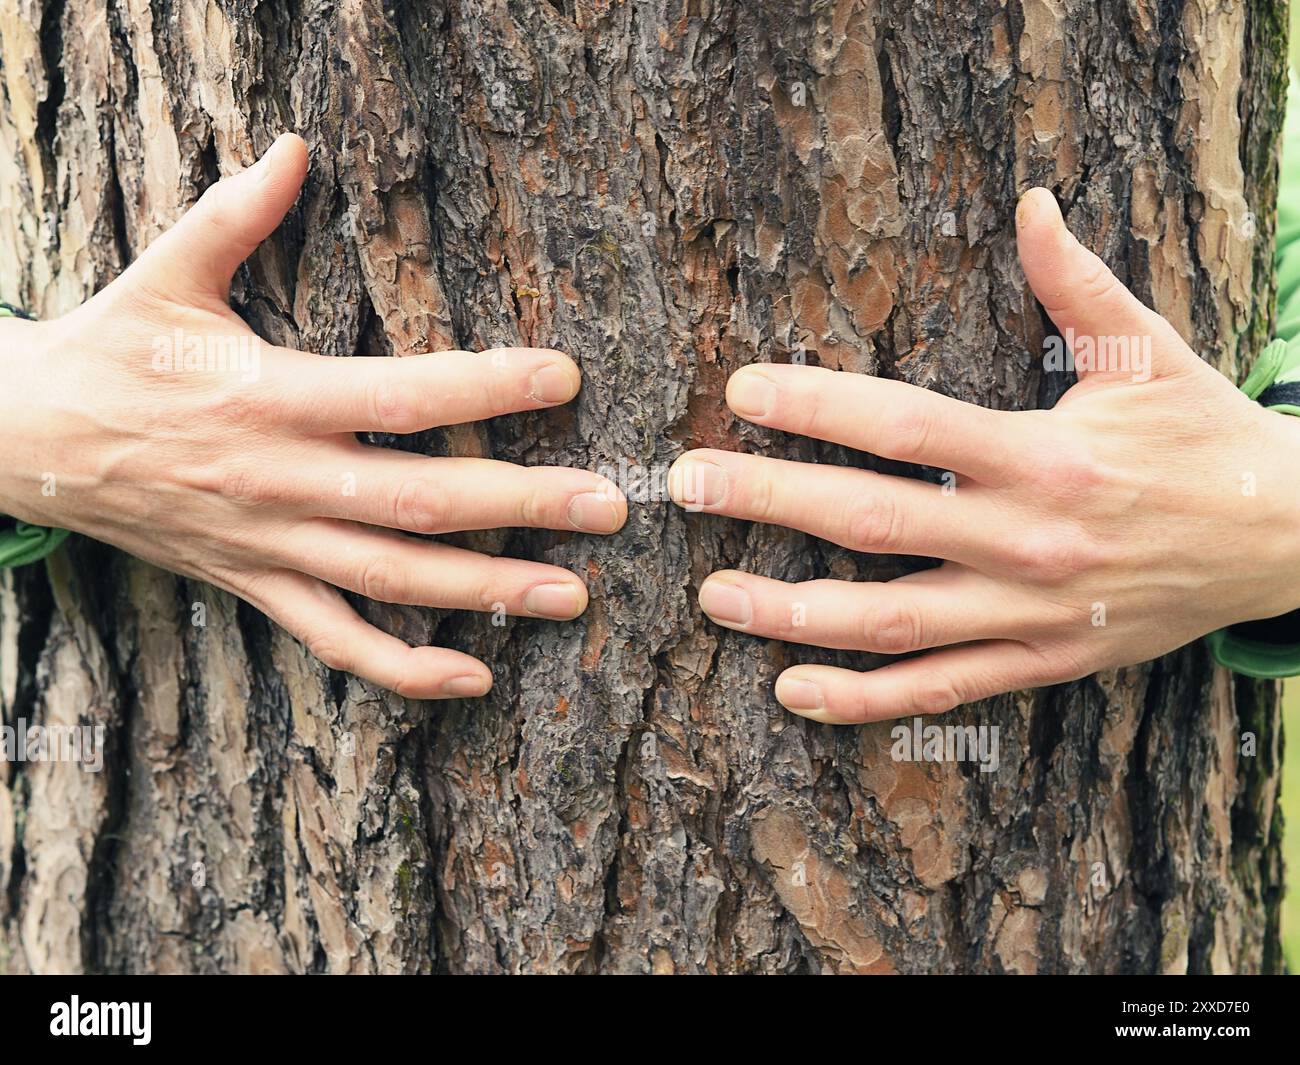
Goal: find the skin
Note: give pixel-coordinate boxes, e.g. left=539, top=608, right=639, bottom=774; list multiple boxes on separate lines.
left=2, top=142, right=1295, bottom=721
left=0, top=134, right=627, bottom=699
left=668, top=187, right=1300, bottom=725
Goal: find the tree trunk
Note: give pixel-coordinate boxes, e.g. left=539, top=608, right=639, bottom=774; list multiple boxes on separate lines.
left=0, top=0, right=1287, bottom=974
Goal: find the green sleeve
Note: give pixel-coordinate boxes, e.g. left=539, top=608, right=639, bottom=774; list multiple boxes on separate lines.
left=0, top=302, right=69, bottom=570
left=1207, top=76, right=1300, bottom=677
left=1275, top=77, right=1300, bottom=344
left=0, top=522, right=69, bottom=568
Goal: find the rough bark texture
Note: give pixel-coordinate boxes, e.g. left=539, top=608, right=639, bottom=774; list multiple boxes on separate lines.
left=0, top=0, right=1289, bottom=973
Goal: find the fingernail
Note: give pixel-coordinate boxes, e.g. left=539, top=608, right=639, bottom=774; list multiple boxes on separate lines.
left=729, top=369, right=777, bottom=418
left=529, top=363, right=577, bottom=403
left=523, top=582, right=584, bottom=619
left=567, top=491, right=621, bottom=533
left=670, top=458, right=728, bottom=508
left=776, top=677, right=825, bottom=714
left=441, top=674, right=491, bottom=698
left=698, top=579, right=753, bottom=627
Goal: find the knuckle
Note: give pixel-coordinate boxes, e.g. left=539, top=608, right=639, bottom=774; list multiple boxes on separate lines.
left=789, top=379, right=825, bottom=436
left=1016, top=527, right=1100, bottom=584
left=1031, top=443, right=1106, bottom=497
left=388, top=669, right=422, bottom=698
left=358, top=554, right=406, bottom=603
left=1035, top=642, right=1092, bottom=685
left=368, top=377, right=421, bottom=434
left=866, top=599, right=926, bottom=654
left=1077, top=253, right=1121, bottom=305
left=220, top=467, right=270, bottom=507
left=487, top=356, right=519, bottom=412
left=845, top=490, right=905, bottom=553
left=886, top=404, right=939, bottom=465
left=1055, top=463, right=1106, bottom=501
left=394, top=478, right=447, bottom=534
left=305, top=632, right=349, bottom=672
left=767, top=591, right=805, bottom=640
left=195, top=181, right=254, bottom=249
left=471, top=576, right=502, bottom=614
left=518, top=485, right=549, bottom=528
left=911, top=675, right=962, bottom=716
left=196, top=179, right=233, bottom=225
left=740, top=467, right=774, bottom=523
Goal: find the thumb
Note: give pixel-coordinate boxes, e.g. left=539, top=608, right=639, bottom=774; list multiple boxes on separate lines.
left=134, top=133, right=309, bottom=301
left=1016, top=186, right=1196, bottom=382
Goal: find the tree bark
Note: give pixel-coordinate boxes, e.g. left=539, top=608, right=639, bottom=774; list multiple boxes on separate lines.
left=0, top=0, right=1288, bottom=974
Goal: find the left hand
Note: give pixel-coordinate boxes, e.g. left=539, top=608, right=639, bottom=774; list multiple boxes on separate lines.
left=0, top=134, right=627, bottom=700
left=668, top=187, right=1300, bottom=724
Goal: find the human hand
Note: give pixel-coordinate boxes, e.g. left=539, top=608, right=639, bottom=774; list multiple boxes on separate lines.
left=668, top=187, right=1300, bottom=724
left=0, top=134, right=627, bottom=699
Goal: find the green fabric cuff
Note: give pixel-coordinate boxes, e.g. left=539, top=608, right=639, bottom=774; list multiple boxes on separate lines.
left=0, top=522, right=69, bottom=569
left=1239, top=334, right=1300, bottom=411
left=0, top=301, right=70, bottom=570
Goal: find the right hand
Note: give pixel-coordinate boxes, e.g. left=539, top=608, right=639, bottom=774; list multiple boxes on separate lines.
left=666, top=188, right=1300, bottom=724
left=0, top=134, right=626, bottom=699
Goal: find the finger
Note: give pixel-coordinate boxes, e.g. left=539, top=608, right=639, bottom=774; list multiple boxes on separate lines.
left=696, top=569, right=1034, bottom=654
left=668, top=448, right=1002, bottom=564
left=277, top=347, right=583, bottom=434
left=134, top=133, right=309, bottom=300
left=773, top=641, right=1067, bottom=724
left=721, top=363, right=1026, bottom=485
left=241, top=569, right=493, bottom=699
left=1015, top=187, right=1199, bottom=382
left=291, top=451, right=627, bottom=535
left=272, top=519, right=590, bottom=619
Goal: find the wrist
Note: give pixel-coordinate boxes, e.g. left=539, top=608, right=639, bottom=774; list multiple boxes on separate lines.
left=1238, top=407, right=1300, bottom=620
left=0, top=317, right=64, bottom=528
